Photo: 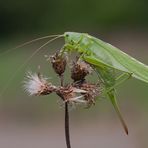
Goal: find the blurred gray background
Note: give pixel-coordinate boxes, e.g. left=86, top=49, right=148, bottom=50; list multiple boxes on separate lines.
left=0, top=0, right=148, bottom=148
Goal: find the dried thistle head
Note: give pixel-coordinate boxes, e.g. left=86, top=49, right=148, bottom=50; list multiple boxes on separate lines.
left=56, top=85, right=87, bottom=104
left=71, top=60, right=92, bottom=82
left=50, top=52, right=67, bottom=76
left=73, top=82, right=100, bottom=107
left=24, top=72, right=56, bottom=96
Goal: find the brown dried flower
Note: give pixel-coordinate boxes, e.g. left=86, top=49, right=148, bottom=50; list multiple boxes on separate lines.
left=71, top=60, right=92, bottom=82
left=24, top=72, right=56, bottom=96
left=73, top=82, right=100, bottom=107
left=50, top=52, right=66, bottom=76
left=56, top=85, right=87, bottom=104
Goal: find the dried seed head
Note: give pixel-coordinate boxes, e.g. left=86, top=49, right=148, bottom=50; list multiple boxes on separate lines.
left=71, top=60, right=92, bottom=82
left=74, top=82, right=100, bottom=107
left=24, top=72, right=56, bottom=96
left=56, top=85, right=87, bottom=104
left=50, top=52, right=66, bottom=76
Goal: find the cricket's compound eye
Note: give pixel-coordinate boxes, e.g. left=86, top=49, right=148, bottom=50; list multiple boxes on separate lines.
left=65, top=34, right=69, bottom=37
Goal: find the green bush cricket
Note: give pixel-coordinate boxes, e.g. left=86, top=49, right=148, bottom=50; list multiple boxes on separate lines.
left=62, top=32, right=148, bottom=135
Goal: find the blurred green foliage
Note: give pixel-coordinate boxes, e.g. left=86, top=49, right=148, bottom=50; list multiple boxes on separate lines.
left=0, top=0, right=148, bottom=37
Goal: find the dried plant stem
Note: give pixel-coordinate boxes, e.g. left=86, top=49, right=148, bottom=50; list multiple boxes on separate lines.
left=60, top=74, right=64, bottom=87
left=59, top=74, right=71, bottom=148
left=65, top=102, right=71, bottom=148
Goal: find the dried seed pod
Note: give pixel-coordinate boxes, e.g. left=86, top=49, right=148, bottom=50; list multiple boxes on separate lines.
left=24, top=72, right=56, bottom=96
left=71, top=60, right=92, bottom=82
left=56, top=85, right=86, bottom=104
left=50, top=52, right=66, bottom=76
left=74, top=82, right=100, bottom=107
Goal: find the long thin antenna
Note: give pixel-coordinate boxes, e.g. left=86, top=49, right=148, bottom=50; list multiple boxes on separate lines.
left=0, top=34, right=62, bottom=57
left=0, top=35, right=63, bottom=97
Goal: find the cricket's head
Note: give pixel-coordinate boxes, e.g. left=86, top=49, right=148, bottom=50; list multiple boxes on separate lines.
left=64, top=32, right=88, bottom=45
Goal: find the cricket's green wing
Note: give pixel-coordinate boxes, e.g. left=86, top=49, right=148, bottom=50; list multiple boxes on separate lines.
left=88, top=35, right=148, bottom=83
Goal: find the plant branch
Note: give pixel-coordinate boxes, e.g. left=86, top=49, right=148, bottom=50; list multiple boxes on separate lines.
left=65, top=102, right=71, bottom=148
left=60, top=74, right=64, bottom=87
left=59, top=74, right=71, bottom=148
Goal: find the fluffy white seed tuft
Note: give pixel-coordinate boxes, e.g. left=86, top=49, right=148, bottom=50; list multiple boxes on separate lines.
left=23, top=72, right=50, bottom=96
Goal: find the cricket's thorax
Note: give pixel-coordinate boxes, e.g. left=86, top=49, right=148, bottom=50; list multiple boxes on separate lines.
left=64, top=32, right=114, bottom=67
